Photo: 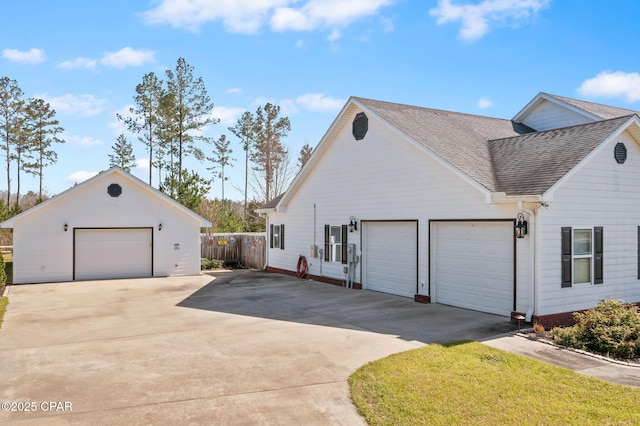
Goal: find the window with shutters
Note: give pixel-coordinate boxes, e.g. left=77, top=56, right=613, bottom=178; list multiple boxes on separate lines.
left=324, top=224, right=348, bottom=264
left=270, top=224, right=284, bottom=250
left=561, top=226, right=603, bottom=287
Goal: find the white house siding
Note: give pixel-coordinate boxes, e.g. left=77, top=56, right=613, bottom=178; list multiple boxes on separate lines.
left=10, top=172, right=202, bottom=284
left=536, top=129, right=640, bottom=315
left=520, top=100, right=594, bottom=131
left=267, top=105, right=530, bottom=314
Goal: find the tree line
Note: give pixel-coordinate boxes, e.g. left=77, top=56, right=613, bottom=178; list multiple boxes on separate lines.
left=112, top=57, right=315, bottom=231
left=0, top=58, right=316, bottom=234
left=0, top=76, right=64, bottom=212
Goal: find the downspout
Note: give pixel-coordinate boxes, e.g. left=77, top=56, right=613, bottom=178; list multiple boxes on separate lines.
left=518, top=201, right=537, bottom=322
left=261, top=212, right=269, bottom=271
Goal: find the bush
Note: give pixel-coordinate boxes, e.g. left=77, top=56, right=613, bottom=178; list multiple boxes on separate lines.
left=200, top=258, right=224, bottom=270
left=223, top=259, right=244, bottom=269
left=551, top=299, right=640, bottom=359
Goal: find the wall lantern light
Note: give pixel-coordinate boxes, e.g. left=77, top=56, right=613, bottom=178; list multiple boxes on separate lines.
left=158, top=223, right=163, bottom=231
left=64, top=223, right=68, bottom=232
left=515, top=213, right=528, bottom=239
left=349, top=216, right=358, bottom=233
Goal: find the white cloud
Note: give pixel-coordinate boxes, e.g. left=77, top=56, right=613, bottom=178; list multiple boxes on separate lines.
left=2, top=48, right=45, bottom=65
left=272, top=0, right=395, bottom=31
left=577, top=71, right=640, bottom=103
left=65, top=170, right=98, bottom=184
left=294, top=39, right=308, bottom=49
left=100, top=47, right=155, bottom=69
left=143, top=0, right=288, bottom=33
left=66, top=134, right=103, bottom=148
left=430, top=0, right=550, bottom=42
left=56, top=57, right=97, bottom=70
left=212, top=106, right=246, bottom=126
left=477, top=96, right=493, bottom=109
left=226, top=87, right=242, bottom=94
left=279, top=93, right=345, bottom=114
left=38, top=93, right=107, bottom=117
left=143, top=0, right=394, bottom=34
left=327, top=29, right=341, bottom=42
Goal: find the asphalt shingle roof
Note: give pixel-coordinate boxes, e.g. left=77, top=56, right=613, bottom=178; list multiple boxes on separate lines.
left=546, top=93, right=640, bottom=120
left=489, top=116, right=634, bottom=195
left=354, top=97, right=534, bottom=192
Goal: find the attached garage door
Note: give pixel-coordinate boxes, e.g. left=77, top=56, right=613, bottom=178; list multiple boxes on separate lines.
left=362, top=221, right=417, bottom=298
left=74, top=228, right=152, bottom=280
left=432, top=221, right=513, bottom=316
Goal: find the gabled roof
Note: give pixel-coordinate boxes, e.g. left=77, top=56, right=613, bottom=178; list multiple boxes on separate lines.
left=1, top=166, right=212, bottom=227
left=353, top=97, right=535, bottom=192
left=513, top=92, right=640, bottom=123
left=489, top=115, right=638, bottom=196
left=261, top=94, right=640, bottom=211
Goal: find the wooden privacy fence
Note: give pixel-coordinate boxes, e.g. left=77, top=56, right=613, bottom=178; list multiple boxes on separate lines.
left=201, top=233, right=266, bottom=269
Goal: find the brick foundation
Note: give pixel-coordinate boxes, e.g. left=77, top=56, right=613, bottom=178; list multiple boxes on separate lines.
left=265, top=266, right=361, bottom=289
left=414, top=294, right=431, bottom=304
left=513, top=301, right=640, bottom=328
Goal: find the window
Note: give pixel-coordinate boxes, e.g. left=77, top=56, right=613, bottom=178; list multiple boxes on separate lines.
left=561, top=226, right=603, bottom=287
left=270, top=224, right=284, bottom=250
left=324, top=224, right=348, bottom=264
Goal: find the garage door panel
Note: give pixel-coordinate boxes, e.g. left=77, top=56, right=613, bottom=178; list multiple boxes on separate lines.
left=433, top=222, right=513, bottom=316
left=75, top=228, right=152, bottom=281
left=363, top=222, right=417, bottom=298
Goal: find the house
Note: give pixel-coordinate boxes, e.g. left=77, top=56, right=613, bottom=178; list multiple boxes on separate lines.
left=1, top=166, right=211, bottom=284
left=258, top=92, right=640, bottom=325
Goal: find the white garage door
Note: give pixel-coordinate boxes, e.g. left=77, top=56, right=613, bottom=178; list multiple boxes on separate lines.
left=432, top=221, right=513, bottom=316
left=362, top=221, right=417, bottom=298
left=75, top=228, right=152, bottom=280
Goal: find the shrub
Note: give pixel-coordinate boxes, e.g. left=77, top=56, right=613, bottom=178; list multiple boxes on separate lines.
left=223, top=259, right=243, bottom=269
left=200, top=258, right=224, bottom=270
left=551, top=299, right=640, bottom=359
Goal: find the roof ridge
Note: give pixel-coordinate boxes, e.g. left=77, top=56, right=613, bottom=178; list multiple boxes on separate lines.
left=544, top=92, right=640, bottom=115
left=488, top=114, right=636, bottom=143
left=353, top=96, right=516, bottom=124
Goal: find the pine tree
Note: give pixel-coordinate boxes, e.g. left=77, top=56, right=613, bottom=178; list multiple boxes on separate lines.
left=229, top=111, right=256, bottom=217
left=207, top=134, right=235, bottom=201
left=0, top=77, right=25, bottom=207
left=109, top=134, right=136, bottom=172
left=298, top=143, right=313, bottom=169
left=22, top=98, right=64, bottom=200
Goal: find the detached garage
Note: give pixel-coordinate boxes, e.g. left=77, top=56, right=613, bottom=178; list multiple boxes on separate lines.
left=1, top=167, right=211, bottom=284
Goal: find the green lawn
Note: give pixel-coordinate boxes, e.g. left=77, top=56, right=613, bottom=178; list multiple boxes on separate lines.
left=349, top=341, right=640, bottom=426
left=0, top=296, right=7, bottom=330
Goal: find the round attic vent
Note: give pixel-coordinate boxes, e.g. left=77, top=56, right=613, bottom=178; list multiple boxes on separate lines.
left=107, top=183, right=122, bottom=197
left=614, top=142, right=627, bottom=164
left=352, top=112, right=368, bottom=140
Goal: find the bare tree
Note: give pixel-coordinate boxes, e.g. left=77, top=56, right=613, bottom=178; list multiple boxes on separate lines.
left=250, top=103, right=290, bottom=203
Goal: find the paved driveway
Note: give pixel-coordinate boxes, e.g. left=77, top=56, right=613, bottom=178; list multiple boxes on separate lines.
left=0, top=270, right=514, bottom=425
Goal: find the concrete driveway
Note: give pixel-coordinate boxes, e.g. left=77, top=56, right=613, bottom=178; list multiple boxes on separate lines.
left=0, top=270, right=515, bottom=425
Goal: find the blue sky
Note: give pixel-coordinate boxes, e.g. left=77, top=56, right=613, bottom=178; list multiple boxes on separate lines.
left=3, top=0, right=640, bottom=201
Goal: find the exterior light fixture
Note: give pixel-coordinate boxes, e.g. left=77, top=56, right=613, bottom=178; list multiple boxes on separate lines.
left=349, top=216, right=358, bottom=233
left=158, top=223, right=163, bottom=231
left=515, top=213, right=528, bottom=239
left=64, top=223, right=68, bottom=232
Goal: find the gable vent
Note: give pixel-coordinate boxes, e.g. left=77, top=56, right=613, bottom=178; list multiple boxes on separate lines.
left=108, top=183, right=122, bottom=197
left=614, top=142, right=627, bottom=164
left=352, top=112, right=368, bottom=140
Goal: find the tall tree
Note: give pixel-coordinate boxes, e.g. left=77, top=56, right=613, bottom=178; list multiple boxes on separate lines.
left=162, top=169, right=210, bottom=211
left=22, top=98, right=64, bottom=200
left=207, top=134, right=235, bottom=201
left=0, top=77, right=25, bottom=207
left=229, top=111, right=256, bottom=216
left=250, top=103, right=291, bottom=203
left=164, top=57, right=218, bottom=185
left=118, top=71, right=164, bottom=186
left=109, top=134, right=136, bottom=172
left=298, top=142, right=313, bottom=169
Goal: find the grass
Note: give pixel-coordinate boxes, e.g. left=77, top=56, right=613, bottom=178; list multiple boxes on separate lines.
left=0, top=296, right=7, bottom=330
left=349, top=341, right=640, bottom=425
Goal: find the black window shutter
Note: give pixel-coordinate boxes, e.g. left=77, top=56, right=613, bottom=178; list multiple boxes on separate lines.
left=324, top=225, right=330, bottom=262
left=561, top=227, right=572, bottom=288
left=594, top=226, right=603, bottom=284
left=280, top=224, right=285, bottom=250
left=341, top=224, right=348, bottom=264
left=270, top=224, right=274, bottom=249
